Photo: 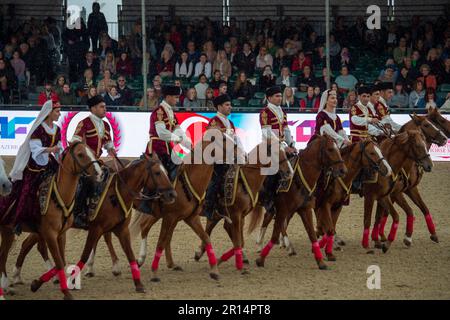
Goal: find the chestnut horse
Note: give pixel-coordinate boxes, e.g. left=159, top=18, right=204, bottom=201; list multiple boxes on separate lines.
left=129, top=129, right=232, bottom=282
left=371, top=114, right=447, bottom=248
left=248, top=134, right=347, bottom=270
left=29, top=154, right=177, bottom=295
left=360, top=130, right=433, bottom=253
left=0, top=157, right=12, bottom=197
left=192, top=139, right=294, bottom=274
left=0, top=142, right=103, bottom=300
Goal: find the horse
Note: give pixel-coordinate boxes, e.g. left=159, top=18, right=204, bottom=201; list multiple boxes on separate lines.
left=0, top=157, right=12, bottom=197
left=247, top=134, right=347, bottom=270
left=191, top=138, right=294, bottom=274
left=360, top=130, right=433, bottom=253
left=371, top=114, right=447, bottom=248
left=0, top=142, right=103, bottom=300
left=427, top=107, right=450, bottom=137
left=129, top=129, right=233, bottom=282
left=29, top=153, right=177, bottom=295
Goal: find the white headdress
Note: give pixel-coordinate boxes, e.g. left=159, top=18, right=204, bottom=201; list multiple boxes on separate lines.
left=9, top=100, right=54, bottom=181
left=318, top=89, right=333, bottom=113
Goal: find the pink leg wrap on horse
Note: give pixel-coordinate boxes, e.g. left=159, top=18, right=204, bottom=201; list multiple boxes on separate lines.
left=151, top=248, right=164, bottom=271
left=379, top=216, right=388, bottom=236
left=424, top=213, right=436, bottom=235
left=71, top=261, right=85, bottom=277
left=319, top=235, right=328, bottom=248
left=362, top=228, right=370, bottom=248
left=311, top=242, right=323, bottom=260
left=205, top=243, right=217, bottom=266
left=130, top=261, right=140, bottom=280
left=260, top=241, right=274, bottom=258
left=235, top=248, right=244, bottom=270
left=371, top=224, right=379, bottom=241
left=40, top=267, right=57, bottom=282
left=388, top=221, right=399, bottom=242
left=325, top=234, right=334, bottom=255
left=58, top=269, right=68, bottom=291
left=220, top=248, right=235, bottom=262
left=406, top=215, right=415, bottom=235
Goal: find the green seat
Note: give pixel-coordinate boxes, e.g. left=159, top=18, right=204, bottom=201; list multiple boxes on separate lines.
left=232, top=99, right=241, bottom=108
left=292, top=70, right=303, bottom=77
left=254, top=92, right=265, bottom=100
left=438, top=84, right=450, bottom=92
left=294, top=91, right=307, bottom=100
left=248, top=99, right=262, bottom=109
left=437, top=91, right=448, bottom=100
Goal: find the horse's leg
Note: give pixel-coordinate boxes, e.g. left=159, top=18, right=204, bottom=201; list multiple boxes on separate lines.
left=13, top=233, right=40, bottom=285
left=378, top=196, right=400, bottom=253
left=240, top=216, right=250, bottom=265
left=84, top=248, right=96, bottom=277
left=362, top=195, right=375, bottom=251
left=138, top=214, right=159, bottom=267
left=330, top=206, right=344, bottom=250
left=194, top=218, right=220, bottom=261
left=371, top=203, right=385, bottom=249
left=391, top=192, right=415, bottom=247
left=0, top=227, right=15, bottom=298
left=256, top=211, right=274, bottom=253
left=150, top=216, right=178, bottom=282
left=318, top=203, right=336, bottom=261
left=280, top=211, right=296, bottom=256
left=113, top=224, right=145, bottom=293
left=58, top=232, right=67, bottom=266
left=298, top=207, right=327, bottom=270
left=256, top=206, right=286, bottom=268
left=104, top=232, right=121, bottom=277
left=74, top=227, right=104, bottom=279
left=218, top=221, right=234, bottom=265
left=165, top=230, right=182, bottom=271
left=405, top=186, right=438, bottom=243
left=183, top=215, right=220, bottom=279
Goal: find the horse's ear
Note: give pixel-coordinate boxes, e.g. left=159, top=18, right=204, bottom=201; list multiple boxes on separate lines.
left=409, top=113, right=422, bottom=125
left=394, top=131, right=409, bottom=145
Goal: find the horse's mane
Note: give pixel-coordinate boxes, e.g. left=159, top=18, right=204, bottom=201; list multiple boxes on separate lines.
left=339, top=142, right=358, bottom=157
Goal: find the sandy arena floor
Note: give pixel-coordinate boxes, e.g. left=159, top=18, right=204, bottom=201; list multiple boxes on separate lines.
left=1, top=157, right=450, bottom=300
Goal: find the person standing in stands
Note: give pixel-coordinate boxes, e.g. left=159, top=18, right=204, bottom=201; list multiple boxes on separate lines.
left=88, top=2, right=108, bottom=53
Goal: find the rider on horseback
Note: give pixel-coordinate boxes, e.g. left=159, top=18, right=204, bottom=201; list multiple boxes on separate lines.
left=374, top=82, right=402, bottom=133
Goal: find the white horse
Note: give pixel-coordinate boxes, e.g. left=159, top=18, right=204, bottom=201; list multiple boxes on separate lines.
left=0, top=156, right=12, bottom=196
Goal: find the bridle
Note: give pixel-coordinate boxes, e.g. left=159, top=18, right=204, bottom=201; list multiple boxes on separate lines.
left=348, top=140, right=386, bottom=173
left=319, top=136, right=344, bottom=173
left=59, top=141, right=101, bottom=177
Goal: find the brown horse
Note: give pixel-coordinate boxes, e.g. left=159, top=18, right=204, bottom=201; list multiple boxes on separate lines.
left=371, top=114, right=447, bottom=248
left=360, top=130, right=433, bottom=253
left=191, top=139, right=294, bottom=274
left=0, top=142, right=103, bottom=300
left=247, top=134, right=347, bottom=270
left=427, top=107, right=450, bottom=137
left=0, top=157, right=12, bottom=197
left=129, top=129, right=231, bottom=282
left=29, top=154, right=177, bottom=295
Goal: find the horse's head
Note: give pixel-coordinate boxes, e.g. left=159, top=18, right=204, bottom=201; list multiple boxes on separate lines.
left=64, top=142, right=104, bottom=182
left=358, top=139, right=392, bottom=177
left=394, top=130, right=433, bottom=172
left=0, top=157, right=12, bottom=196
left=427, top=107, right=450, bottom=138
left=409, top=113, right=447, bottom=147
left=142, top=153, right=177, bottom=204
left=318, top=134, right=347, bottom=178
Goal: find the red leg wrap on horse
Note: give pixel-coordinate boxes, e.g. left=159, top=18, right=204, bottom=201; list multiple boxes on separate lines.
left=235, top=248, right=243, bottom=270
left=379, top=216, right=388, bottom=236
left=362, top=228, right=370, bottom=248
left=260, top=241, right=274, bottom=258
left=319, top=234, right=328, bottom=248
left=220, top=248, right=235, bottom=262
left=388, top=221, right=399, bottom=242
left=0, top=287, right=3, bottom=297
left=325, top=234, right=334, bottom=255
left=205, top=243, right=217, bottom=266
left=58, top=269, right=68, bottom=291
left=311, top=242, right=323, bottom=260
left=406, top=215, right=415, bottom=235
left=130, top=261, right=140, bottom=280
left=40, top=267, right=57, bottom=282
left=425, top=213, right=436, bottom=235
left=151, top=248, right=164, bottom=271
left=371, top=224, right=379, bottom=241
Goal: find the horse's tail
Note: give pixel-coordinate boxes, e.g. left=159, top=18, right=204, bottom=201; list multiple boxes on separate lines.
left=247, top=205, right=265, bottom=235
left=129, top=209, right=149, bottom=239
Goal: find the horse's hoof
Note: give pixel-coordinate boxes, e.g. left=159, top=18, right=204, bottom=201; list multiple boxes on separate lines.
left=317, top=261, right=328, bottom=270
left=382, top=243, right=390, bottom=253
left=172, top=265, right=183, bottom=272
left=255, top=258, right=265, bottom=268
left=30, top=280, right=43, bottom=293
left=403, top=238, right=412, bottom=247
left=380, top=235, right=387, bottom=242
left=194, top=251, right=204, bottom=261
left=63, top=291, right=74, bottom=300
left=135, top=285, right=146, bottom=293
left=217, top=259, right=224, bottom=266
left=241, top=269, right=250, bottom=275
left=53, top=278, right=60, bottom=285
left=209, top=273, right=220, bottom=281
left=137, top=260, right=144, bottom=268
left=366, top=250, right=375, bottom=255
left=288, top=251, right=297, bottom=257
left=85, top=272, right=95, bottom=278
left=374, top=241, right=383, bottom=249
left=112, top=271, right=122, bottom=277
left=337, top=240, right=346, bottom=246
left=326, top=254, right=336, bottom=262
left=150, top=277, right=160, bottom=283
left=430, top=234, right=439, bottom=243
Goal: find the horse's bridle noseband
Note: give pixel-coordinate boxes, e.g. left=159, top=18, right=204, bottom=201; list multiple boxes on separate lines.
left=320, top=136, right=344, bottom=173
left=60, top=141, right=102, bottom=177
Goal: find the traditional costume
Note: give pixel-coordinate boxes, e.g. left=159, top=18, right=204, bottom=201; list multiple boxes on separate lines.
left=374, top=82, right=402, bottom=132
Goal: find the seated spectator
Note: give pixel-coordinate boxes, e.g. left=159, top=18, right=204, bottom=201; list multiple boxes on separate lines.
left=417, top=64, right=437, bottom=90
left=439, top=93, right=450, bottom=112
left=276, top=66, right=296, bottom=89
left=282, top=87, right=296, bottom=110
left=174, top=79, right=185, bottom=106
left=138, top=87, right=159, bottom=111
left=213, top=50, right=232, bottom=81
left=38, top=80, right=59, bottom=106
left=397, top=67, right=414, bottom=93
left=79, top=51, right=100, bottom=80
left=335, top=66, right=358, bottom=93
left=329, top=34, right=341, bottom=59
left=194, top=73, right=209, bottom=99
left=411, top=50, right=425, bottom=70
left=194, top=53, right=212, bottom=79
left=209, top=70, right=224, bottom=91
left=342, top=90, right=357, bottom=111
left=402, top=57, right=420, bottom=80
left=235, top=42, right=256, bottom=77
left=183, top=87, right=200, bottom=111
left=58, top=83, right=77, bottom=105
left=438, top=57, right=450, bottom=84
left=103, top=86, right=123, bottom=106
left=273, top=48, right=291, bottom=73
left=156, top=49, right=175, bottom=78
left=409, top=80, right=425, bottom=108
left=389, top=82, right=409, bottom=109
left=116, top=52, right=133, bottom=78
left=0, top=59, right=16, bottom=104
left=417, top=87, right=442, bottom=109
left=169, top=25, right=182, bottom=52
left=393, top=37, right=412, bottom=65
left=100, top=51, right=117, bottom=76
left=255, top=46, right=273, bottom=70
left=116, top=75, right=133, bottom=106
left=54, top=75, right=68, bottom=97
left=116, top=36, right=131, bottom=56
left=78, top=68, right=96, bottom=98
left=204, top=87, right=215, bottom=110
left=426, top=48, right=442, bottom=76
left=97, top=69, right=116, bottom=95
left=378, top=65, right=397, bottom=83
left=331, top=82, right=344, bottom=107
left=186, top=41, right=200, bottom=64
left=291, top=51, right=312, bottom=72
left=266, top=37, right=279, bottom=58
left=217, top=82, right=228, bottom=97
left=203, top=41, right=217, bottom=64
left=10, top=51, right=26, bottom=83
left=340, top=47, right=354, bottom=70
left=80, top=86, right=98, bottom=105
left=175, top=51, right=193, bottom=79
left=233, top=71, right=254, bottom=100
left=299, top=85, right=320, bottom=112
left=296, top=65, right=316, bottom=92
left=259, top=65, right=276, bottom=91
left=152, top=75, right=162, bottom=98
left=316, top=67, right=335, bottom=91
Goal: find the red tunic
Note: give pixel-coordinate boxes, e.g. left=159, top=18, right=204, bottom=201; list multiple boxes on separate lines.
left=207, top=115, right=236, bottom=132
left=146, top=104, right=179, bottom=156
left=313, top=111, right=344, bottom=136
left=73, top=116, right=112, bottom=159
left=259, top=105, right=288, bottom=141
left=373, top=100, right=389, bottom=120
left=349, top=103, right=377, bottom=143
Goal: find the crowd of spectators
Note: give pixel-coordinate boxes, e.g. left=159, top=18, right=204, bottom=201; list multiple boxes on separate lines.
left=1, top=6, right=449, bottom=111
